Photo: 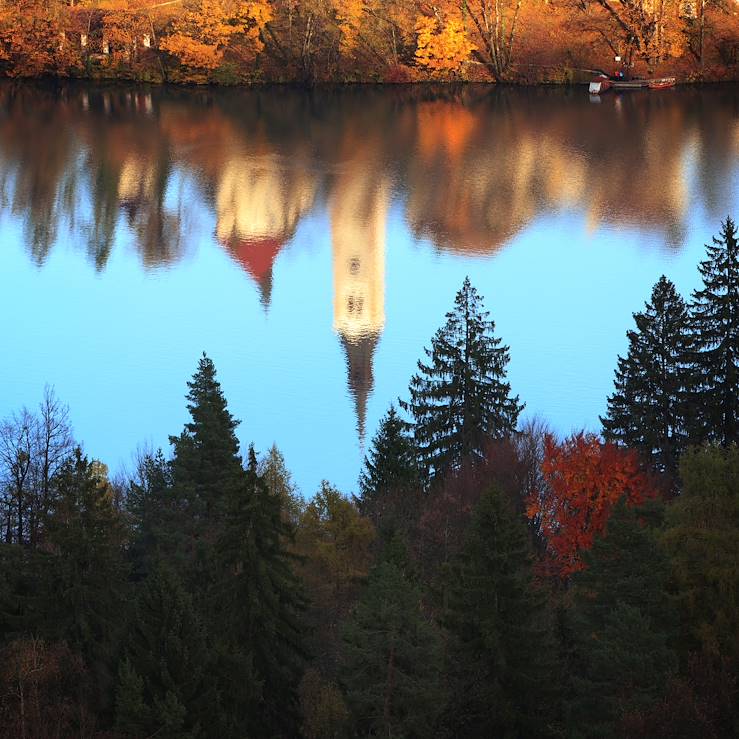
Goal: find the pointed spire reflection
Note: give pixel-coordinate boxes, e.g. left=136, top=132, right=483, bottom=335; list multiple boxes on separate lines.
left=226, top=237, right=282, bottom=309
left=331, top=163, right=388, bottom=444
left=214, top=153, right=317, bottom=307
left=340, top=332, right=380, bottom=445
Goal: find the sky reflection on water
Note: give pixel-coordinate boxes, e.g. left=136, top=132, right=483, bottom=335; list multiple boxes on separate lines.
left=0, top=82, right=737, bottom=494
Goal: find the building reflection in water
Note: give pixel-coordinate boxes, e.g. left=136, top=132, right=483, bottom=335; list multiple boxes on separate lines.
left=215, top=152, right=317, bottom=307
left=1, top=82, right=738, bottom=449
left=2, top=84, right=737, bottom=268
left=331, top=165, right=389, bottom=443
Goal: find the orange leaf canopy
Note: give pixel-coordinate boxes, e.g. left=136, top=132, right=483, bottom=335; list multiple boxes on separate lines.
left=528, top=432, right=658, bottom=579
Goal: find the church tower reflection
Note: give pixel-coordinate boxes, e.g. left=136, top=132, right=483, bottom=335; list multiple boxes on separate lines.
left=331, top=170, right=389, bottom=443
left=215, top=153, right=317, bottom=307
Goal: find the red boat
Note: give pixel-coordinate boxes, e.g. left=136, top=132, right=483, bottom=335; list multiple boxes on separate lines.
left=647, top=77, right=677, bottom=90
left=589, top=75, right=676, bottom=94
left=589, top=75, right=612, bottom=94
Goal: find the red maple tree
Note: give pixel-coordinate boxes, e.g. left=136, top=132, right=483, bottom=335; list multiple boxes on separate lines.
left=527, top=432, right=659, bottom=580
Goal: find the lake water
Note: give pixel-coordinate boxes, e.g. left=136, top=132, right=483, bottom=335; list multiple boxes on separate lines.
left=1, top=81, right=737, bottom=495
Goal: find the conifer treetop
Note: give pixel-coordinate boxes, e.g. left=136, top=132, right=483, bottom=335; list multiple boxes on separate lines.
left=359, top=405, right=418, bottom=499
left=690, top=216, right=739, bottom=446
left=183, top=352, right=240, bottom=445
left=402, top=277, right=523, bottom=478
left=601, top=275, right=691, bottom=472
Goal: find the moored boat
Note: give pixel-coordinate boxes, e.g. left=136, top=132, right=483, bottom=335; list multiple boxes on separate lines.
left=589, top=75, right=677, bottom=94
left=611, top=79, right=649, bottom=89
left=589, top=76, right=612, bottom=94
left=647, top=77, right=677, bottom=89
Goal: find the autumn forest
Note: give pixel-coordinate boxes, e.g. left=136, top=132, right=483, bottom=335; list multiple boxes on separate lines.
left=1, top=0, right=738, bottom=735
left=0, top=0, right=738, bottom=84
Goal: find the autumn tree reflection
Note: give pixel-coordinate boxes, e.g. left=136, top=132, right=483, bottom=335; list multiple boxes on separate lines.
left=2, top=83, right=736, bottom=271
left=0, top=81, right=736, bottom=444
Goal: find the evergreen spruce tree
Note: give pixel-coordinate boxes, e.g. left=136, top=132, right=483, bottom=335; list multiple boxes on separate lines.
left=663, top=445, right=739, bottom=664
left=689, top=216, right=739, bottom=446
left=115, top=566, right=214, bottom=738
left=126, top=449, right=177, bottom=578
left=0, top=544, right=51, bottom=641
left=210, top=450, right=306, bottom=738
left=601, top=276, right=691, bottom=472
left=358, top=404, right=421, bottom=539
left=574, top=603, right=678, bottom=737
left=170, top=352, right=243, bottom=533
left=169, top=353, right=244, bottom=583
left=445, top=484, right=559, bottom=738
left=341, top=537, right=446, bottom=738
left=44, top=448, right=128, bottom=711
left=401, top=277, right=523, bottom=479
left=567, top=500, right=678, bottom=737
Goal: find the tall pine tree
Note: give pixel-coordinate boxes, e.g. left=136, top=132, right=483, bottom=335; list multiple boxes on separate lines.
left=567, top=500, right=678, bottom=737
left=166, top=357, right=307, bottom=736
left=44, top=449, right=128, bottom=714
left=170, top=352, right=243, bottom=531
left=341, top=537, right=446, bottom=738
left=115, top=566, right=214, bottom=738
left=358, top=404, right=421, bottom=539
left=210, top=447, right=306, bottom=738
left=169, top=353, right=244, bottom=583
left=601, top=275, right=691, bottom=473
left=401, top=277, right=523, bottom=479
left=445, top=484, right=559, bottom=738
left=689, top=216, right=739, bottom=446
left=663, top=445, right=739, bottom=664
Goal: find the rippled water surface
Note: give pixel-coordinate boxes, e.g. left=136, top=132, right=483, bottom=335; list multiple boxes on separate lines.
left=1, top=82, right=738, bottom=492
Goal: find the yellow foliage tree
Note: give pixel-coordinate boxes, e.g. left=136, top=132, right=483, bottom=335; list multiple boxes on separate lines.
left=160, top=32, right=222, bottom=72
left=334, top=0, right=365, bottom=55
left=295, top=482, right=375, bottom=601
left=415, top=12, right=475, bottom=79
left=243, top=0, right=273, bottom=55
left=103, top=10, right=150, bottom=64
left=0, top=0, right=80, bottom=77
left=159, top=0, right=273, bottom=80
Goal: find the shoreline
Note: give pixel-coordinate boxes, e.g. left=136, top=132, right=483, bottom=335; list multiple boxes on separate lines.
left=2, top=75, right=738, bottom=91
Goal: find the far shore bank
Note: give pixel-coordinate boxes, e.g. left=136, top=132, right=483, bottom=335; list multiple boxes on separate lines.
left=2, top=74, right=738, bottom=92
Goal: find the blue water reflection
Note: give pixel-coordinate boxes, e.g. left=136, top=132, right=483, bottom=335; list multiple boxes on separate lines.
left=0, top=82, right=737, bottom=494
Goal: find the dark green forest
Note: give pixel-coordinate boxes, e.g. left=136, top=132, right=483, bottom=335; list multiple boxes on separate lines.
left=0, top=217, right=737, bottom=738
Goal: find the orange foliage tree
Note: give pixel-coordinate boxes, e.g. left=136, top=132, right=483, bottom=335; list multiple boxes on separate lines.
left=103, top=9, right=151, bottom=64
left=0, top=0, right=79, bottom=77
left=334, top=0, right=365, bottom=56
left=160, top=0, right=272, bottom=81
left=415, top=6, right=476, bottom=79
left=526, top=432, right=659, bottom=579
